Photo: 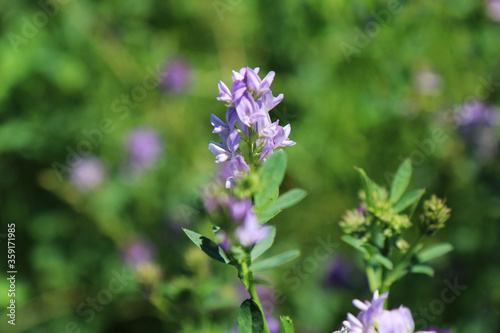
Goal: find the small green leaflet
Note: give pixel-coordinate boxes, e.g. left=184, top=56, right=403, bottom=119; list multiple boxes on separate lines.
left=249, top=249, right=300, bottom=272
left=251, top=226, right=276, bottom=261
left=393, top=189, right=425, bottom=214
left=355, top=167, right=375, bottom=209
left=410, top=264, right=434, bottom=277
left=255, top=151, right=287, bottom=209
left=417, top=243, right=453, bottom=263
left=258, top=188, right=307, bottom=223
left=183, top=228, right=232, bottom=264
left=389, top=159, right=412, bottom=203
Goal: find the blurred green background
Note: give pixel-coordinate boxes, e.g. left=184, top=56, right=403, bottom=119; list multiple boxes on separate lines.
left=1, top=0, right=500, bottom=332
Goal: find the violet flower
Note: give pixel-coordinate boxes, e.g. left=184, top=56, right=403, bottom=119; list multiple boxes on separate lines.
left=487, top=0, right=500, bottom=22
left=234, top=208, right=270, bottom=247
left=122, top=237, right=156, bottom=270
left=209, top=67, right=295, bottom=186
left=324, top=255, right=354, bottom=288
left=160, top=58, right=191, bottom=94
left=69, top=157, right=106, bottom=192
left=335, top=290, right=436, bottom=333
left=125, top=128, right=163, bottom=173
left=457, top=101, right=499, bottom=161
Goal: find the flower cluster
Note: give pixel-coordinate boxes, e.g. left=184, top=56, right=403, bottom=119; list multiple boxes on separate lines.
left=335, top=291, right=435, bottom=333
left=209, top=66, right=295, bottom=188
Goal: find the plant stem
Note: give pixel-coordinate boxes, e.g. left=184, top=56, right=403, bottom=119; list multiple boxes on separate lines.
left=239, top=259, right=271, bottom=333
left=381, top=232, right=424, bottom=293
left=366, top=265, right=379, bottom=293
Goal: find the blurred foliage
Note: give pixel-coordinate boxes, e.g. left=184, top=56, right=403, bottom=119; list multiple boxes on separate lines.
left=1, top=0, right=500, bottom=332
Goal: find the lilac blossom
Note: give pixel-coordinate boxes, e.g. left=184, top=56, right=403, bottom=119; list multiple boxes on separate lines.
left=234, top=207, right=270, bottom=247
left=324, top=255, right=354, bottom=288
left=457, top=101, right=499, bottom=161
left=487, top=0, right=500, bottom=22
left=125, top=128, right=163, bottom=173
left=69, top=157, right=106, bottom=192
left=209, top=67, right=295, bottom=185
left=122, top=237, right=156, bottom=270
left=160, top=58, right=191, bottom=94
left=335, top=290, right=436, bottom=333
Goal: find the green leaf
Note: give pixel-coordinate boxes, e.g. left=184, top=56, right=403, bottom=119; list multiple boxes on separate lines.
left=389, top=159, right=412, bottom=203
left=417, top=243, right=453, bottom=263
left=249, top=250, right=300, bottom=272
left=373, top=253, right=394, bottom=270
left=255, top=151, right=287, bottom=209
left=342, top=235, right=368, bottom=256
left=183, top=228, right=232, bottom=264
left=280, top=316, right=295, bottom=333
left=355, top=167, right=375, bottom=209
left=258, top=188, right=307, bottom=223
left=393, top=189, right=425, bottom=213
left=410, top=264, right=434, bottom=277
left=237, top=299, right=264, bottom=333
left=251, top=226, right=276, bottom=261
left=257, top=209, right=282, bottom=224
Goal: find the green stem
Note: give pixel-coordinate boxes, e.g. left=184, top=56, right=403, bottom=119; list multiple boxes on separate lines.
left=381, top=232, right=424, bottom=293
left=247, top=129, right=255, bottom=166
left=239, top=259, right=271, bottom=333
left=366, top=265, right=379, bottom=293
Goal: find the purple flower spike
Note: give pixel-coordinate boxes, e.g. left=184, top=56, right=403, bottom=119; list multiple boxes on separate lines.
left=210, top=67, right=295, bottom=183
left=69, top=157, right=106, bottom=192
left=125, top=128, right=163, bottom=173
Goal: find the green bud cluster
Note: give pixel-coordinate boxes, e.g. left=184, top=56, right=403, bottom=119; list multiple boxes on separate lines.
left=420, top=195, right=451, bottom=235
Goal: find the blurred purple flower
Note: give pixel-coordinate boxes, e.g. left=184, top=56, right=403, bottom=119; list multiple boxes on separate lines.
left=69, top=157, right=106, bottom=192
left=457, top=101, right=499, bottom=161
left=160, top=58, right=191, bottom=94
left=125, top=128, right=163, bottom=173
left=487, top=0, right=500, bottom=22
left=324, top=255, right=354, bottom=288
left=234, top=209, right=270, bottom=247
left=458, top=101, right=497, bottom=128
left=122, top=237, right=156, bottom=270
